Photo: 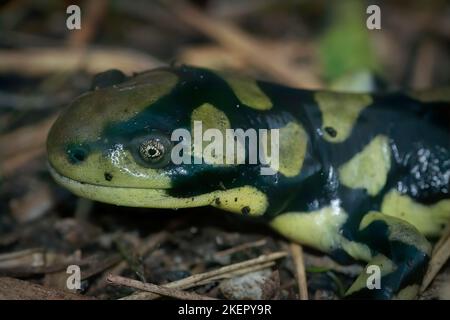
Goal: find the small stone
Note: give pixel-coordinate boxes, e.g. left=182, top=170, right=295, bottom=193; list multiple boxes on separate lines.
left=219, top=269, right=279, bottom=300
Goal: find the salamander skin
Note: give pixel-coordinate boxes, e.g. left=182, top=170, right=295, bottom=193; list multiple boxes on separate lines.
left=47, top=66, right=450, bottom=299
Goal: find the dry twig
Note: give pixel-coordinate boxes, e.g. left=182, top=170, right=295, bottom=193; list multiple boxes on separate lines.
left=121, top=251, right=287, bottom=300
left=194, top=261, right=276, bottom=287
left=0, top=48, right=161, bottom=75
left=290, top=243, right=308, bottom=300
left=214, top=238, right=267, bottom=257
left=67, top=0, right=109, bottom=48
left=107, top=274, right=217, bottom=300
left=87, top=231, right=169, bottom=294
left=0, top=115, right=57, bottom=159
left=421, top=225, right=450, bottom=292
left=164, top=1, right=321, bottom=88
left=0, top=277, right=95, bottom=300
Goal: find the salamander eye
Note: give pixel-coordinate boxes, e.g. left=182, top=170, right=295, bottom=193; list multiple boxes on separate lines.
left=139, top=139, right=165, bottom=162
left=132, top=133, right=172, bottom=168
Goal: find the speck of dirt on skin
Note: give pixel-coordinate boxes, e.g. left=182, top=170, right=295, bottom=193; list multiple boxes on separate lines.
left=104, top=172, right=113, bottom=181
left=324, top=126, right=337, bottom=137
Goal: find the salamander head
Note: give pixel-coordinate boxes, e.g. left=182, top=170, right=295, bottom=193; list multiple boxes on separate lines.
left=47, top=66, right=275, bottom=215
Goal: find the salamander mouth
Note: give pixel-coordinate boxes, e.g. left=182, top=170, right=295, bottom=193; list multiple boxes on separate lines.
left=48, top=163, right=214, bottom=209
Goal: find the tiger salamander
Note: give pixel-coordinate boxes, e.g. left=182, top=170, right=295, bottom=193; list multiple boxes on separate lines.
left=47, top=66, right=450, bottom=299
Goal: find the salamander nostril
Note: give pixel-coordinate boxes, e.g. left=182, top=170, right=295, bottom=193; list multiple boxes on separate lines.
left=66, top=145, right=89, bottom=164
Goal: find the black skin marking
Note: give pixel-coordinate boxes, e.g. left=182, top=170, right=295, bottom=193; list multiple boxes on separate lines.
left=324, top=126, right=337, bottom=137
left=215, top=198, right=221, bottom=206
left=66, top=144, right=89, bottom=164
left=104, top=172, right=113, bottom=181
left=241, top=206, right=251, bottom=215
left=234, top=197, right=238, bottom=202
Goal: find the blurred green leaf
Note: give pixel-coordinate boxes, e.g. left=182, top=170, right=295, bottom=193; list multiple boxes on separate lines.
left=306, top=266, right=331, bottom=273
left=319, top=0, right=380, bottom=82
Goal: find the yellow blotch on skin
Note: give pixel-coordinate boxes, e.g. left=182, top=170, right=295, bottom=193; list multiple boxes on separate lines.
left=270, top=205, right=371, bottom=262
left=315, top=91, right=372, bottom=142
left=218, top=72, right=272, bottom=110
left=381, top=189, right=450, bottom=237
left=338, top=135, right=391, bottom=196
left=278, top=122, right=308, bottom=177
left=191, top=103, right=231, bottom=133
left=211, top=186, right=268, bottom=216
left=191, top=103, right=231, bottom=164
left=262, top=122, right=308, bottom=178
left=270, top=206, right=346, bottom=252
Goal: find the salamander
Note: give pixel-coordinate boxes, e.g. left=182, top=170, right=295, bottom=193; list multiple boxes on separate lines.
left=46, top=66, right=450, bottom=299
